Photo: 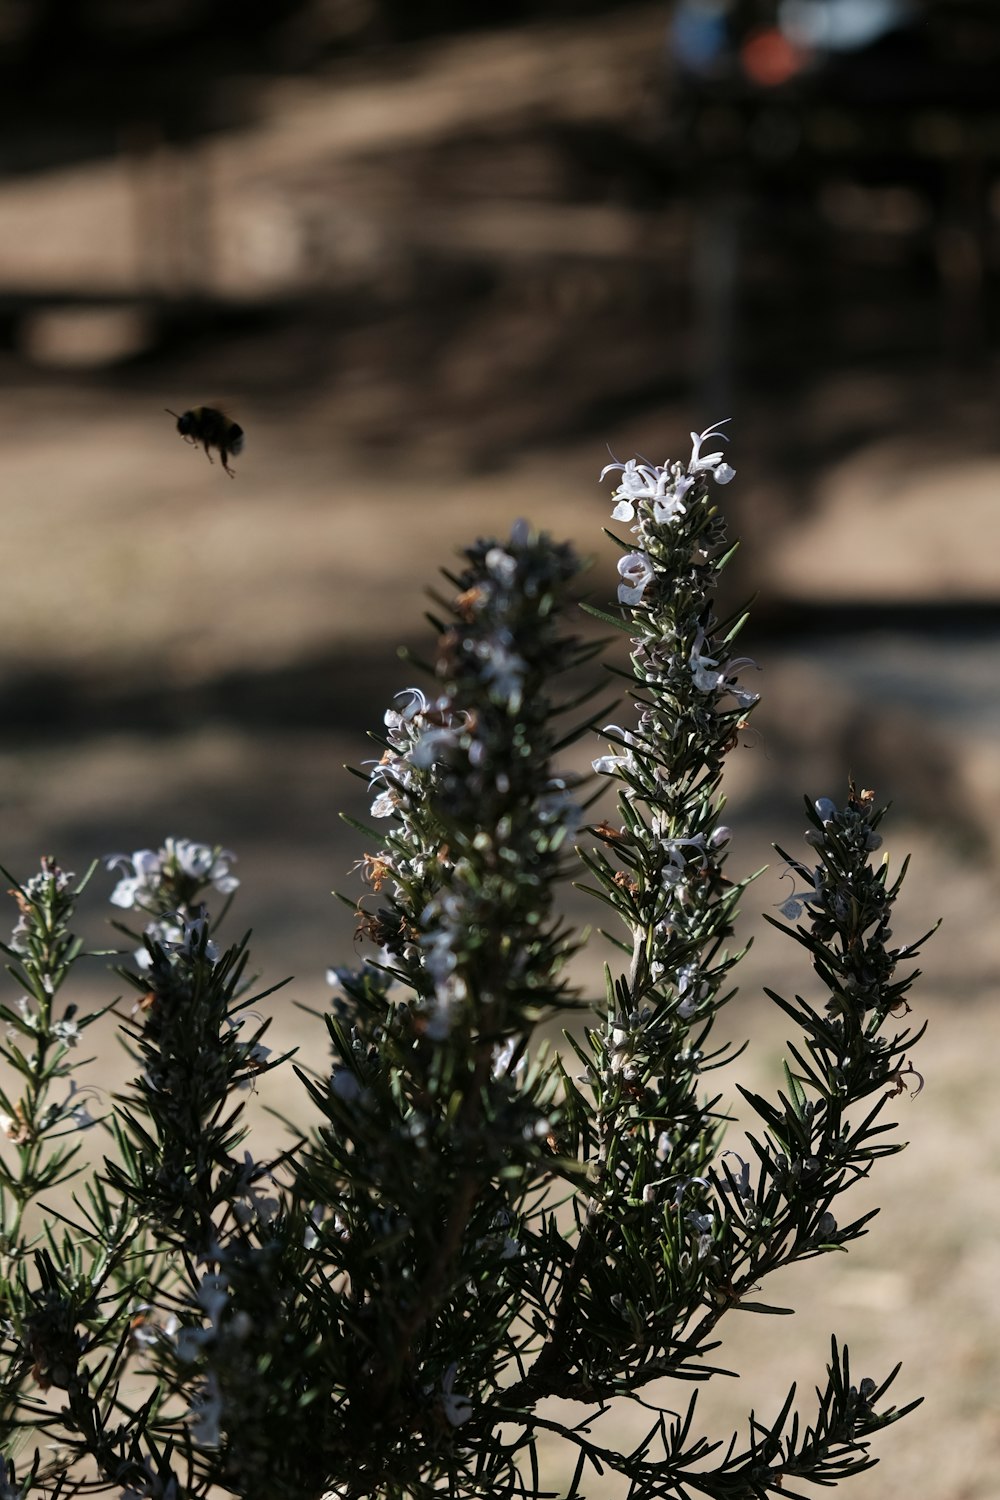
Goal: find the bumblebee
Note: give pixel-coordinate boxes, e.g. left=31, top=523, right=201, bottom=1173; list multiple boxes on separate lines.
left=166, top=406, right=244, bottom=477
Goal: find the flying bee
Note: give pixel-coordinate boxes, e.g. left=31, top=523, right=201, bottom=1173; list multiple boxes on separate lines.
left=166, top=405, right=244, bottom=477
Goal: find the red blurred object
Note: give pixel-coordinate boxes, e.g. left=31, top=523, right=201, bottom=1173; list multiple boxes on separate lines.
left=739, top=26, right=810, bottom=87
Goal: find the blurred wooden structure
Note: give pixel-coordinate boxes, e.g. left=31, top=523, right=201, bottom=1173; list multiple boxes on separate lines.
left=667, top=0, right=1000, bottom=403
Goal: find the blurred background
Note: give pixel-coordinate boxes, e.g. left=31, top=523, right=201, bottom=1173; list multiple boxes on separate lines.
left=1, top=1, right=998, bottom=1494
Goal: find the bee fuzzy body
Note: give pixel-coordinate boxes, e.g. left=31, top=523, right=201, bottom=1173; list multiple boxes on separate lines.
left=166, top=405, right=244, bottom=477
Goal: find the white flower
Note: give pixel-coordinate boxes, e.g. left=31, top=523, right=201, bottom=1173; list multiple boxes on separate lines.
left=675, top=963, right=707, bottom=1019
left=366, top=752, right=413, bottom=816
left=173, top=913, right=217, bottom=961
left=170, top=840, right=239, bottom=894
left=440, top=1363, right=474, bottom=1427
left=422, top=927, right=457, bottom=985
left=132, top=915, right=182, bottom=969
left=492, top=1037, right=527, bottom=1078
left=61, top=1081, right=99, bottom=1132
left=12, top=862, right=74, bottom=907
left=690, top=633, right=725, bottom=693
left=608, top=1024, right=632, bottom=1075
left=592, top=724, right=638, bottom=775
left=484, top=545, right=519, bottom=585
left=326, top=957, right=395, bottom=998
left=617, top=550, right=655, bottom=605
left=409, top=725, right=462, bottom=769
left=106, top=840, right=238, bottom=911
left=601, top=456, right=696, bottom=525
left=9, top=859, right=76, bottom=949
left=426, top=976, right=466, bottom=1041
left=196, top=1273, right=230, bottom=1327
left=370, top=787, right=397, bottom=818
left=475, top=633, right=527, bottom=709
left=600, top=456, right=657, bottom=519
left=233, top=1150, right=281, bottom=1217
left=53, top=1016, right=81, bottom=1047
left=222, top=1018, right=272, bottom=1088
left=722, top=1151, right=753, bottom=1202
left=232, top=1184, right=280, bottom=1227
left=384, top=688, right=429, bottom=742
left=107, top=848, right=164, bottom=909
left=535, top=778, right=580, bottom=831
left=719, top=653, right=761, bottom=709
left=776, top=869, right=818, bottom=920
left=369, top=697, right=472, bottom=810
left=652, top=475, right=693, bottom=524
left=687, top=420, right=735, bottom=483
left=136, top=912, right=218, bottom=971
left=303, top=1205, right=324, bottom=1249
left=189, top=1370, right=223, bottom=1447
left=689, top=629, right=759, bottom=704
left=726, top=678, right=760, bottom=710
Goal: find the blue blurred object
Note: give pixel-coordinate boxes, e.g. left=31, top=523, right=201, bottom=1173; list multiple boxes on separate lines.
left=670, top=0, right=917, bottom=83
left=671, top=0, right=731, bottom=77
left=778, top=0, right=914, bottom=53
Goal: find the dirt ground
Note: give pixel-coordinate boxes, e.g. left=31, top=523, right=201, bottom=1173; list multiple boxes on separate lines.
left=1, top=7, right=999, bottom=1495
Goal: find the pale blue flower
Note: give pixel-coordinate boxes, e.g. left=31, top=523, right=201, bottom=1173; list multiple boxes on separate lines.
left=440, top=1363, right=474, bottom=1427
left=617, top=550, right=655, bottom=605
left=484, top=545, right=519, bottom=586
left=689, top=631, right=725, bottom=693
left=189, top=1371, right=223, bottom=1447
left=592, top=724, right=638, bottom=775
left=384, top=687, right=429, bottom=729
left=602, top=456, right=696, bottom=524
left=106, top=840, right=238, bottom=911
left=687, top=420, right=735, bottom=483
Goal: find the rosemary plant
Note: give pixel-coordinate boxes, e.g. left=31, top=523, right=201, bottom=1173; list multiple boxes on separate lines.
left=0, top=430, right=929, bottom=1500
